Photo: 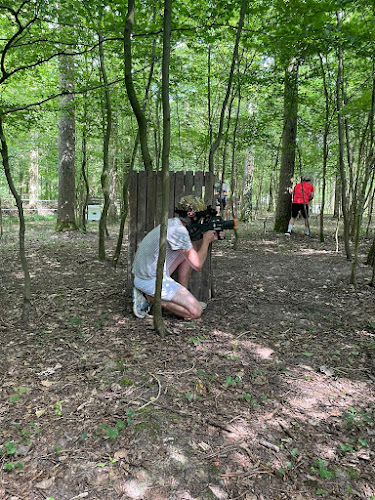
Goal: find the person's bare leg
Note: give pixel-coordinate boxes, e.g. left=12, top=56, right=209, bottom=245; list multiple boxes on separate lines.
left=287, top=217, right=295, bottom=233
left=146, top=287, right=202, bottom=319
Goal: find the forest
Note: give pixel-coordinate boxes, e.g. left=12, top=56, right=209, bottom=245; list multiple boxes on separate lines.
left=1, top=0, right=375, bottom=499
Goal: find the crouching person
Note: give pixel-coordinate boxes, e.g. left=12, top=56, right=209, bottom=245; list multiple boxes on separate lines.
left=131, top=196, right=220, bottom=319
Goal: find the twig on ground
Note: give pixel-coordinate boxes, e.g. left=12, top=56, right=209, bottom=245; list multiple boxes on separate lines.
left=259, top=439, right=280, bottom=452
left=137, top=372, right=162, bottom=411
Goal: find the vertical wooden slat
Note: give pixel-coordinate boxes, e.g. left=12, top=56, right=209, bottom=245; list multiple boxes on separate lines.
left=204, top=171, right=215, bottom=206
left=174, top=171, right=185, bottom=207
left=146, top=170, right=156, bottom=232
left=154, top=172, right=163, bottom=226
left=136, top=171, right=147, bottom=246
left=194, top=171, right=203, bottom=198
left=168, top=172, right=175, bottom=217
left=184, top=171, right=194, bottom=195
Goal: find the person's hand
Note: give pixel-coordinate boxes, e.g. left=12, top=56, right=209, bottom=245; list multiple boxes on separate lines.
left=203, top=230, right=218, bottom=244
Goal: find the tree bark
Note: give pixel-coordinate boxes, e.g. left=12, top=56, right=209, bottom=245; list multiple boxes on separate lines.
left=208, top=0, right=246, bottom=174
left=0, top=116, right=31, bottom=322
left=28, top=132, right=39, bottom=211
left=98, top=29, right=112, bottom=261
left=56, top=53, right=77, bottom=231
left=124, top=0, right=153, bottom=171
left=153, top=0, right=172, bottom=338
left=274, top=58, right=299, bottom=232
left=336, top=12, right=351, bottom=260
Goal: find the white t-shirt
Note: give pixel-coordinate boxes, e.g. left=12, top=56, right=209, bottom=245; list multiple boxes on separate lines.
left=132, top=218, right=192, bottom=280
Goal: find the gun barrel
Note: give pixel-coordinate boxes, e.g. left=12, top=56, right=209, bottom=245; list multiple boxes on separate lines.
left=221, top=219, right=237, bottom=230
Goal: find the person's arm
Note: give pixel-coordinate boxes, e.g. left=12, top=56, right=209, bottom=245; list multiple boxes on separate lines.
left=180, top=230, right=217, bottom=271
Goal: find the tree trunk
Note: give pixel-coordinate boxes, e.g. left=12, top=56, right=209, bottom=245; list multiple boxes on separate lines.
left=97, top=29, right=112, bottom=260
left=124, top=0, right=153, bottom=171
left=56, top=53, right=77, bottom=231
left=274, top=58, right=299, bottom=232
left=336, top=12, right=351, bottom=260
left=241, top=148, right=254, bottom=221
left=208, top=0, right=246, bottom=173
left=319, top=53, right=333, bottom=243
left=29, top=133, right=39, bottom=211
left=351, top=65, right=375, bottom=282
left=153, top=0, right=172, bottom=338
left=0, top=116, right=31, bottom=322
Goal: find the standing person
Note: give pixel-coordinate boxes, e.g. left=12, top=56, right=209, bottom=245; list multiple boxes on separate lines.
left=285, top=175, right=314, bottom=236
left=215, top=181, right=229, bottom=215
left=132, top=195, right=222, bottom=319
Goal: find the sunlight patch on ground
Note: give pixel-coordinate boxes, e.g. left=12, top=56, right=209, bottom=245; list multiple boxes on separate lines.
left=283, top=369, right=375, bottom=423
left=211, top=330, right=275, bottom=361
left=239, top=340, right=275, bottom=360
left=297, top=248, right=338, bottom=255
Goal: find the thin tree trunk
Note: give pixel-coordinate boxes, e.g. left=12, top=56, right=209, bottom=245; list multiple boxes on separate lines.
left=336, top=12, right=351, bottom=260
left=351, top=65, right=375, bottom=283
left=98, top=30, right=112, bottom=261
left=318, top=53, right=334, bottom=243
left=0, top=116, right=31, bottom=322
left=208, top=0, right=246, bottom=174
left=153, top=0, right=172, bottom=338
left=124, top=0, right=153, bottom=171
left=29, top=132, right=39, bottom=211
left=230, top=89, right=241, bottom=250
left=80, top=125, right=89, bottom=231
left=113, top=20, right=157, bottom=266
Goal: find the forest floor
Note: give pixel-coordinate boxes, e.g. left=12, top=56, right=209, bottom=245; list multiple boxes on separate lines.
left=1, top=215, right=375, bottom=500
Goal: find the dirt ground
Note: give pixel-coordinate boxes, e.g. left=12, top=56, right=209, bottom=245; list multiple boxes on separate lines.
left=0, top=216, right=375, bottom=500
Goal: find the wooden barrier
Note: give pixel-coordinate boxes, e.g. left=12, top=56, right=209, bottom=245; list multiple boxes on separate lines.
left=128, top=170, right=215, bottom=302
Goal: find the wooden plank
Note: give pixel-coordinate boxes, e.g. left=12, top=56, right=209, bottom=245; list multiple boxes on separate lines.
left=168, top=172, right=175, bottom=217
left=194, top=171, right=203, bottom=198
left=174, top=171, right=185, bottom=208
left=136, top=171, right=147, bottom=246
left=184, top=171, right=194, bottom=195
left=154, top=171, right=163, bottom=226
left=204, top=171, right=215, bottom=206
left=146, top=170, right=156, bottom=232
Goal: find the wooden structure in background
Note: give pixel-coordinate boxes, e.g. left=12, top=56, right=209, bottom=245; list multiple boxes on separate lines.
left=128, top=170, right=215, bottom=302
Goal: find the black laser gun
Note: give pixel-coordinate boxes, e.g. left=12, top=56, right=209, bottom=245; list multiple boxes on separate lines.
left=182, top=206, right=237, bottom=241
left=188, top=216, right=237, bottom=241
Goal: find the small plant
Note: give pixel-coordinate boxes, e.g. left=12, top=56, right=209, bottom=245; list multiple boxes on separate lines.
left=196, top=369, right=215, bottom=381
left=11, top=387, right=26, bottom=402
left=54, top=399, right=63, bottom=416
left=1, top=441, right=25, bottom=472
left=311, top=459, right=334, bottom=479
left=120, top=377, right=134, bottom=387
left=126, top=410, right=134, bottom=426
left=242, top=393, right=259, bottom=407
left=99, top=417, right=131, bottom=443
left=340, top=443, right=354, bottom=453
left=225, top=376, right=240, bottom=387
left=188, top=335, right=205, bottom=345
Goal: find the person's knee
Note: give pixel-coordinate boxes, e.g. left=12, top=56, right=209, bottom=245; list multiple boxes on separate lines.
left=189, top=303, right=203, bottom=319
